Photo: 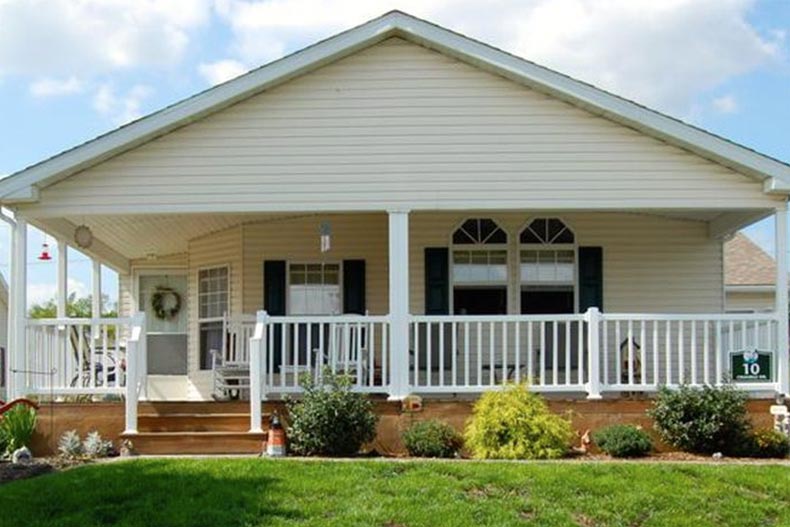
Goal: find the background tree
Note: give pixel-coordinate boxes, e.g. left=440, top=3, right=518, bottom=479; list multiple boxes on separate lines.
left=28, top=293, right=117, bottom=319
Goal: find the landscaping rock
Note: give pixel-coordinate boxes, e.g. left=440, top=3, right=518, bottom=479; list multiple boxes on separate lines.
left=11, top=447, right=32, bottom=465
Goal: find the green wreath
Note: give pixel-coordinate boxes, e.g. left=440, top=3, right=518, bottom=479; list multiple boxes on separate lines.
left=151, top=286, right=182, bottom=320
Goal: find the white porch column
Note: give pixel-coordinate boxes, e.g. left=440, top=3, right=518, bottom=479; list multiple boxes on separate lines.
left=57, top=240, right=68, bottom=318
left=776, top=204, right=789, bottom=396
left=91, top=259, right=102, bottom=318
left=388, top=210, right=410, bottom=400
left=10, top=217, right=27, bottom=399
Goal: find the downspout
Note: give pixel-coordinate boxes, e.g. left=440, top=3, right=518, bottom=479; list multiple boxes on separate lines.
left=0, top=208, right=16, bottom=399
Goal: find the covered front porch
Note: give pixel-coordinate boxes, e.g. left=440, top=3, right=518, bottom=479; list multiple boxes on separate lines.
left=5, top=208, right=789, bottom=424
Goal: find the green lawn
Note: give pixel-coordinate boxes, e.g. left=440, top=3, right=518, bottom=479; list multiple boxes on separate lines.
left=1, top=459, right=790, bottom=527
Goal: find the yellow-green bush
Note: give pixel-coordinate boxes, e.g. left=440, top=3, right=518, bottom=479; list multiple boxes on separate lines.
left=464, top=383, right=573, bottom=459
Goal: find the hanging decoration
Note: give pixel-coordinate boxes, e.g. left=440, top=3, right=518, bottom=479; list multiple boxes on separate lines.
left=74, top=225, right=94, bottom=249
left=319, top=221, right=332, bottom=253
left=150, top=286, right=182, bottom=320
left=38, top=242, right=52, bottom=261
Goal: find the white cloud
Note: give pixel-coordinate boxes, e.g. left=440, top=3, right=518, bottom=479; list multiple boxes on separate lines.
left=93, top=84, right=154, bottom=125
left=198, top=59, right=248, bottom=85
left=212, top=0, right=782, bottom=115
left=28, top=278, right=90, bottom=307
left=0, top=0, right=212, bottom=78
left=29, top=76, right=83, bottom=97
left=712, top=94, right=738, bottom=114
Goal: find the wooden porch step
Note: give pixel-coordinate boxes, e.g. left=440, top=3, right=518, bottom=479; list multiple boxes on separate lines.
left=138, top=412, right=262, bottom=433
left=138, top=401, right=252, bottom=415
left=121, top=431, right=267, bottom=455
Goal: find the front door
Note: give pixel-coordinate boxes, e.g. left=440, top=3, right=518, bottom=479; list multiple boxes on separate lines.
left=287, top=263, right=341, bottom=367
left=138, top=273, right=188, bottom=375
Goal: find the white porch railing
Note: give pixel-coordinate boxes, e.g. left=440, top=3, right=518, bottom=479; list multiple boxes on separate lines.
left=409, top=314, right=589, bottom=393
left=247, top=308, right=786, bottom=430
left=249, top=313, right=391, bottom=396
left=24, top=316, right=136, bottom=395
left=599, top=313, right=780, bottom=393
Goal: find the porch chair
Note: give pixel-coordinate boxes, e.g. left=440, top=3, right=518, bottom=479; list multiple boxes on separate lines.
left=68, top=325, right=125, bottom=389
left=210, top=314, right=252, bottom=400
left=310, top=314, right=370, bottom=383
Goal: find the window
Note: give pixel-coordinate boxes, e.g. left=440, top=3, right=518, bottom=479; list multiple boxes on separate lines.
left=288, top=263, right=340, bottom=315
left=451, top=218, right=508, bottom=315
left=198, top=266, right=229, bottom=370
left=520, top=218, right=576, bottom=314
left=288, top=263, right=339, bottom=286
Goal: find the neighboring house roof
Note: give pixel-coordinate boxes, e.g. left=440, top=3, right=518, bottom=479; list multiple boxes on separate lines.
left=1, top=10, right=790, bottom=204
left=724, top=233, right=776, bottom=288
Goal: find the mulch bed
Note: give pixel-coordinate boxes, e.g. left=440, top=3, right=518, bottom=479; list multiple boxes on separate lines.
left=0, top=458, right=88, bottom=485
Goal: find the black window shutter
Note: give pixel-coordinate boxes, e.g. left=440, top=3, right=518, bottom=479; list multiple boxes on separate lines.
left=578, top=247, right=603, bottom=312
left=263, top=260, right=286, bottom=372
left=424, top=248, right=449, bottom=315
left=343, top=260, right=366, bottom=314
left=263, top=260, right=287, bottom=315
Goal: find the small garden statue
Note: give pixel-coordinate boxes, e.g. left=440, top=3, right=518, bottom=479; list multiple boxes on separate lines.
left=120, top=439, right=135, bottom=457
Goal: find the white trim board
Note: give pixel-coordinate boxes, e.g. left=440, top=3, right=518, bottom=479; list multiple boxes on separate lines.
left=2, top=10, right=790, bottom=204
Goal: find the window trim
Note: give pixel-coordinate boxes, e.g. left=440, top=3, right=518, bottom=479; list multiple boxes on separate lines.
left=197, top=264, right=230, bottom=370
left=448, top=217, right=510, bottom=315
left=286, top=260, right=343, bottom=316
left=197, top=263, right=231, bottom=322
left=518, top=217, right=579, bottom=314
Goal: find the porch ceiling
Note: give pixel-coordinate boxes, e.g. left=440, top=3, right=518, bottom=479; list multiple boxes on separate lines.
left=42, top=208, right=770, bottom=268
left=61, top=213, right=261, bottom=260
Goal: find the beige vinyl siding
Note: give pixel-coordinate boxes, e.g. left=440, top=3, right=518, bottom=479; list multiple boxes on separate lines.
left=24, top=38, right=780, bottom=217
left=241, top=213, right=388, bottom=315
left=725, top=290, right=775, bottom=312
left=410, top=212, right=723, bottom=315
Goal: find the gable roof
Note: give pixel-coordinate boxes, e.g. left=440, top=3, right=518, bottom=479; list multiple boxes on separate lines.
left=2, top=10, right=790, bottom=203
left=724, top=233, right=777, bottom=287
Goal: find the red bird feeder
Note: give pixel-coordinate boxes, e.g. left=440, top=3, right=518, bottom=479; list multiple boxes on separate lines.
left=38, top=242, right=52, bottom=261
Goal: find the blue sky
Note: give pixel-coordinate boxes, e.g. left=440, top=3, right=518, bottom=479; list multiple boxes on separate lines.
left=0, top=0, right=789, bottom=307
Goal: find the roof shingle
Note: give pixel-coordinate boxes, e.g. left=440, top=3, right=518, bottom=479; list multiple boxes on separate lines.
left=724, top=233, right=776, bottom=286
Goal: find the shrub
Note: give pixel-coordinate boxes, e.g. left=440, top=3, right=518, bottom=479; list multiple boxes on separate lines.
left=593, top=424, right=652, bottom=458
left=58, top=430, right=84, bottom=458
left=464, top=383, right=573, bottom=459
left=402, top=420, right=463, bottom=458
left=83, top=431, right=114, bottom=458
left=286, top=371, right=378, bottom=456
left=744, top=429, right=790, bottom=459
left=0, top=405, right=37, bottom=455
left=648, top=384, right=750, bottom=455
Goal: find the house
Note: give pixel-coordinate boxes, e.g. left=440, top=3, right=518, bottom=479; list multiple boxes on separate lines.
left=725, top=232, right=781, bottom=313
left=0, top=11, right=788, bottom=452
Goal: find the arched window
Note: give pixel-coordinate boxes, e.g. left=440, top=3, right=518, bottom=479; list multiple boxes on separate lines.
left=451, top=218, right=508, bottom=315
left=520, top=218, right=576, bottom=314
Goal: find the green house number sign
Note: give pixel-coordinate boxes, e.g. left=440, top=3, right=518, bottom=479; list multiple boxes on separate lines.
left=730, top=349, right=773, bottom=382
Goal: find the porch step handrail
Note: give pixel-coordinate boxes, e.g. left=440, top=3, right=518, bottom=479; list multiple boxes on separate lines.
left=124, top=312, right=146, bottom=434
